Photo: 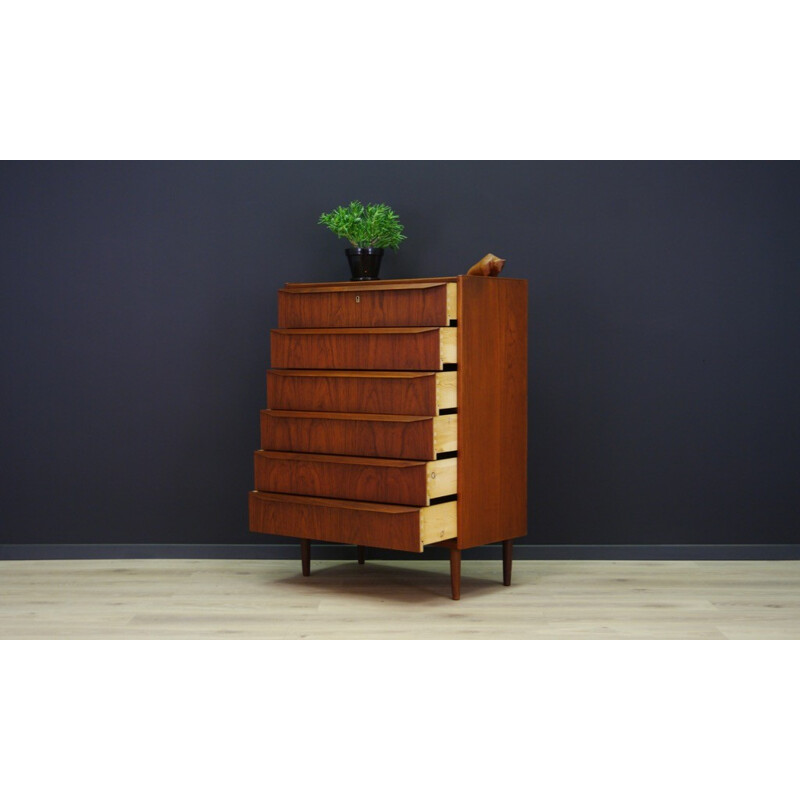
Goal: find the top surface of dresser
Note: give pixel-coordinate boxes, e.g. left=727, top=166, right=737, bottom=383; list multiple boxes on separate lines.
left=278, top=279, right=457, bottom=328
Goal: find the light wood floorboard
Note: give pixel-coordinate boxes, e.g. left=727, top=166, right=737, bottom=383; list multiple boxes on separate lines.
left=1, top=559, right=798, bottom=639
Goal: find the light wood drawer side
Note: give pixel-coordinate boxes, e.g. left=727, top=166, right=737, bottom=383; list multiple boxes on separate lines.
left=419, top=501, right=458, bottom=545
left=435, top=372, right=457, bottom=410
left=425, top=457, right=457, bottom=501
left=432, top=414, right=458, bottom=453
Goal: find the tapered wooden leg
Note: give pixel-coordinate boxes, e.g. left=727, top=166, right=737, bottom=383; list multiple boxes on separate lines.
left=357, top=545, right=366, bottom=565
left=300, top=539, right=310, bottom=577
left=503, top=539, right=513, bottom=586
left=450, top=548, right=461, bottom=600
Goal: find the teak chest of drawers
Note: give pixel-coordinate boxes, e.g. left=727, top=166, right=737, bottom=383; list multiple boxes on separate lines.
left=248, top=275, right=528, bottom=599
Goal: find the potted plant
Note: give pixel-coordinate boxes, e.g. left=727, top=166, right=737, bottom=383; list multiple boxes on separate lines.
left=318, top=201, right=406, bottom=281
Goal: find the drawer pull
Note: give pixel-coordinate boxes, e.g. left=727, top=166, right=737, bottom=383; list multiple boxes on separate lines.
left=430, top=472, right=436, bottom=479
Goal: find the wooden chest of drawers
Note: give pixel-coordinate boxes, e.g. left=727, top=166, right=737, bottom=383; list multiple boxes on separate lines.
left=248, top=275, right=528, bottom=599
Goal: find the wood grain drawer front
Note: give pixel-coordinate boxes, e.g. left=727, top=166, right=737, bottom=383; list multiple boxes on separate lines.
left=267, top=370, right=457, bottom=416
left=270, top=327, right=457, bottom=371
left=254, top=451, right=457, bottom=506
left=249, top=491, right=457, bottom=553
left=278, top=282, right=457, bottom=328
left=260, top=410, right=457, bottom=461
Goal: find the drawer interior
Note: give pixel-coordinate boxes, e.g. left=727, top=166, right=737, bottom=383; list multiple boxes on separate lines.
left=425, top=456, right=457, bottom=500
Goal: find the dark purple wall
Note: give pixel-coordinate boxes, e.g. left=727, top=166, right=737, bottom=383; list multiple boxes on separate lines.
left=1, top=161, right=799, bottom=552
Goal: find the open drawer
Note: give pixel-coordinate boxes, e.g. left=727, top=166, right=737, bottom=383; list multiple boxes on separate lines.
left=254, top=450, right=457, bottom=506
left=260, top=410, right=457, bottom=461
left=266, top=369, right=457, bottom=416
left=278, top=282, right=457, bottom=328
left=270, top=327, right=457, bottom=371
left=248, top=490, right=457, bottom=553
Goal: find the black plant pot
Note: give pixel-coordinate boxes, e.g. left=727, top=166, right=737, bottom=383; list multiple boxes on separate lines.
left=346, top=247, right=384, bottom=281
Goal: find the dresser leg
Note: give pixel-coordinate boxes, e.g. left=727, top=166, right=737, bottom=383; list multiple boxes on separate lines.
left=450, top=548, right=461, bottom=600
left=503, top=539, right=513, bottom=586
left=301, top=539, right=311, bottom=577
left=357, top=545, right=366, bottom=565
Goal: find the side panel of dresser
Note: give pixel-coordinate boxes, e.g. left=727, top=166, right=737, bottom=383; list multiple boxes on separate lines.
left=457, top=275, right=528, bottom=548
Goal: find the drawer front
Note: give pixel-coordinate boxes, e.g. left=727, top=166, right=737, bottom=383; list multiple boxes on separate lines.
left=270, top=327, right=457, bottom=371
left=260, top=410, right=457, bottom=461
left=249, top=491, right=457, bottom=552
left=267, top=370, right=457, bottom=416
left=278, top=282, right=456, bottom=328
left=254, top=451, right=457, bottom=506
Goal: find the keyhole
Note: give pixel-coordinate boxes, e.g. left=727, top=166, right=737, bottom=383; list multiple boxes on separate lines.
left=355, top=295, right=360, bottom=303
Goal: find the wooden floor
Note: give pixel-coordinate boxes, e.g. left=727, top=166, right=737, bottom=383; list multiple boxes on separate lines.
left=1, top=558, right=798, bottom=639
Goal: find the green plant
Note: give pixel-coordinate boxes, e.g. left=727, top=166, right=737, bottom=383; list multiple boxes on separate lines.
left=318, top=201, right=406, bottom=251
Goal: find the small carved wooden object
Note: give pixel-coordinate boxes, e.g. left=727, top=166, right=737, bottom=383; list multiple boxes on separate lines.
left=466, top=253, right=506, bottom=277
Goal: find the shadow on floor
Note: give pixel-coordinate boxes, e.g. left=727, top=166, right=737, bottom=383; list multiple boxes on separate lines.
left=271, top=560, right=512, bottom=603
